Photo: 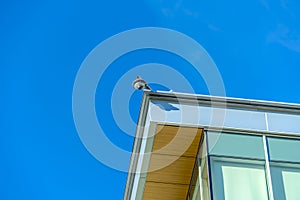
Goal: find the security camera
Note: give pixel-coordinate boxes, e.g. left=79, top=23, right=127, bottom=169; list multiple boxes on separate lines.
left=132, top=76, right=151, bottom=91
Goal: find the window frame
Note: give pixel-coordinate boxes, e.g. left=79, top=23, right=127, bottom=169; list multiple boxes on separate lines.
left=187, top=127, right=300, bottom=200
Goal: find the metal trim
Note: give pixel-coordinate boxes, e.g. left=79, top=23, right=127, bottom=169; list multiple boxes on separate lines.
left=205, top=131, right=213, bottom=200
left=263, top=135, right=275, bottom=200
left=146, top=91, right=300, bottom=114
left=123, top=93, right=150, bottom=200
left=151, top=121, right=300, bottom=139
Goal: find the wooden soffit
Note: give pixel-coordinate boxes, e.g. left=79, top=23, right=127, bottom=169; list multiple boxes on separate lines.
left=142, top=125, right=203, bottom=200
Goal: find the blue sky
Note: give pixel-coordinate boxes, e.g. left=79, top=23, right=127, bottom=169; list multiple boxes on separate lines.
left=1, top=0, right=300, bottom=199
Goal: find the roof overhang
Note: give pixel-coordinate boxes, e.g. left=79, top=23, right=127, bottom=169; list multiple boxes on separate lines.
left=124, top=91, right=300, bottom=200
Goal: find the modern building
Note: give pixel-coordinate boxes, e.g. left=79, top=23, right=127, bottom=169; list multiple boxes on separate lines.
left=124, top=91, right=300, bottom=200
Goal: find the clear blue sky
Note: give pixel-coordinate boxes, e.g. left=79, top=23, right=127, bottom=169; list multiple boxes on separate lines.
left=1, top=0, right=300, bottom=199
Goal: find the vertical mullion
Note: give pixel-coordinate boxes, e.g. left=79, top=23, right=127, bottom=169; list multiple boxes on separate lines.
left=197, top=158, right=204, bottom=200
left=264, top=113, right=270, bottom=131
left=205, top=131, right=213, bottom=200
left=263, top=135, right=274, bottom=200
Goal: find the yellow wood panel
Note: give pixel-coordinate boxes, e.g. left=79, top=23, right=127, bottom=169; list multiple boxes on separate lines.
left=147, top=154, right=195, bottom=184
left=152, top=125, right=202, bottom=157
left=142, top=125, right=203, bottom=200
left=143, top=182, right=189, bottom=200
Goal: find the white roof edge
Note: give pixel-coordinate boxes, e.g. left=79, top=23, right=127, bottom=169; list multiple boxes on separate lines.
left=147, top=91, right=300, bottom=112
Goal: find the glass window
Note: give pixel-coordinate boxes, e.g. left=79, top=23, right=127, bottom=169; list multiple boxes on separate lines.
left=188, top=163, right=200, bottom=200
left=188, top=135, right=209, bottom=200
left=207, top=132, right=265, bottom=159
left=222, top=108, right=266, bottom=131
left=268, top=137, right=300, bottom=163
left=271, top=163, right=300, bottom=200
left=191, top=178, right=200, bottom=200
left=148, top=101, right=268, bottom=131
left=188, top=166, right=207, bottom=200
left=268, top=137, right=300, bottom=200
left=267, top=113, right=300, bottom=134
left=210, top=158, right=269, bottom=200
left=200, top=139, right=210, bottom=200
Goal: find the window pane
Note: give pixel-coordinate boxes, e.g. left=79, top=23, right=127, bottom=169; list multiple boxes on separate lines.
left=222, top=166, right=268, bottom=200
left=271, top=164, right=300, bottom=200
left=211, top=158, right=269, bottom=200
left=200, top=138, right=210, bottom=200
left=149, top=101, right=268, bottom=131
left=201, top=163, right=209, bottom=200
left=267, top=113, right=300, bottom=134
left=207, top=132, right=265, bottom=159
left=268, top=137, right=300, bottom=163
left=283, top=171, right=300, bottom=200
left=188, top=163, right=200, bottom=200
left=191, top=178, right=200, bottom=200
left=188, top=134, right=208, bottom=200
left=188, top=161, right=209, bottom=200
left=223, top=108, right=267, bottom=131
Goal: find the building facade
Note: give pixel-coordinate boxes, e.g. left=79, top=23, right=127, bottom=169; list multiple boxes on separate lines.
left=124, top=91, right=300, bottom=200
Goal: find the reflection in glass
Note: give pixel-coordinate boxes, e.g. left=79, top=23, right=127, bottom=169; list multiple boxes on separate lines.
left=271, top=164, right=300, bottom=200
left=207, top=132, right=265, bottom=159
left=267, top=113, right=300, bottom=134
left=188, top=134, right=209, bottom=200
left=192, top=178, right=200, bottom=200
left=223, top=108, right=266, bottom=130
left=211, top=158, right=268, bottom=200
left=200, top=142, right=210, bottom=200
left=222, top=166, right=268, bottom=200
left=268, top=137, right=300, bottom=163
left=188, top=162, right=200, bottom=200
left=148, top=100, right=268, bottom=131
left=283, top=170, right=300, bottom=200
left=151, top=100, right=179, bottom=111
